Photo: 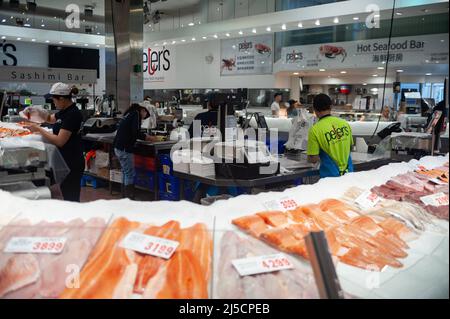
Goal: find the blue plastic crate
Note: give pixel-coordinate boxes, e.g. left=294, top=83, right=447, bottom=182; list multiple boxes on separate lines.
left=134, top=168, right=155, bottom=190
left=158, top=153, right=174, bottom=176
left=183, top=180, right=198, bottom=201
left=159, top=191, right=179, bottom=202
left=158, top=173, right=180, bottom=198
left=81, top=174, right=107, bottom=189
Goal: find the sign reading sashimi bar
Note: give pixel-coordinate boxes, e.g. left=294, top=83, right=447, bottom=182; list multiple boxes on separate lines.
left=278, top=33, right=449, bottom=71
left=0, top=66, right=97, bottom=83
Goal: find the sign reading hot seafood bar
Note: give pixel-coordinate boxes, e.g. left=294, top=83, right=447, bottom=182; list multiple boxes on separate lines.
left=0, top=66, right=97, bottom=83
left=277, top=33, right=449, bottom=71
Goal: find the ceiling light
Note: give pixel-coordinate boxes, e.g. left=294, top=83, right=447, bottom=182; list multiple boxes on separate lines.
left=59, top=41, right=63, bottom=44
left=181, top=39, right=186, bottom=42
left=363, top=83, right=368, bottom=86
left=396, top=70, right=404, bottom=73
left=172, top=41, right=176, bottom=44
left=281, top=24, right=286, bottom=30
left=374, top=14, right=380, bottom=18
left=192, top=38, right=196, bottom=41
left=266, top=26, right=271, bottom=32
left=238, top=31, right=243, bottom=35
left=441, top=39, right=445, bottom=42
left=96, top=45, right=100, bottom=47
left=422, top=9, right=430, bottom=13
left=333, top=17, right=339, bottom=24
left=319, top=69, right=326, bottom=72
left=1, top=19, right=6, bottom=23
left=84, top=43, right=88, bottom=47
left=202, top=36, right=207, bottom=39
left=226, top=33, right=230, bottom=37
left=252, top=29, right=257, bottom=34
left=1, top=36, right=6, bottom=40
left=315, top=20, right=320, bottom=26
left=24, top=23, right=31, bottom=27
left=377, top=67, right=384, bottom=70
left=426, top=73, right=432, bottom=76
left=213, top=34, right=218, bottom=38
left=97, top=32, right=101, bottom=35
left=188, top=22, right=195, bottom=26
left=72, top=42, right=76, bottom=45
left=45, top=40, right=50, bottom=43
left=372, top=74, right=378, bottom=77
left=396, top=12, right=403, bottom=16
left=163, top=42, right=167, bottom=45
left=340, top=71, right=347, bottom=74
left=293, top=72, right=299, bottom=75
left=353, top=17, right=360, bottom=21
left=298, top=22, right=303, bottom=28
left=16, top=37, right=21, bottom=40
left=41, top=24, right=45, bottom=27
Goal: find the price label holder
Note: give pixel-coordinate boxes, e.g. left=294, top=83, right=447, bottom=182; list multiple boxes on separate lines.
left=429, top=178, right=447, bottom=185
left=231, top=254, right=294, bottom=277
left=262, top=197, right=298, bottom=212
left=4, top=237, right=67, bottom=254
left=120, top=232, right=179, bottom=260
left=355, top=190, right=381, bottom=210
left=420, top=192, right=449, bottom=207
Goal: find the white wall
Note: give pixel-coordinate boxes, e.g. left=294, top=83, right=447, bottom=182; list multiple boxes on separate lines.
left=0, top=40, right=106, bottom=105
left=143, top=40, right=290, bottom=90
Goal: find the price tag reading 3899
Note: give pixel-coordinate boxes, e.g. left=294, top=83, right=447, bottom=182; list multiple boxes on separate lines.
left=120, top=232, right=179, bottom=259
left=4, top=237, right=66, bottom=254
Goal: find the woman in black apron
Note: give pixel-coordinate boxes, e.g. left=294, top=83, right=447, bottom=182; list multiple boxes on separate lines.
left=24, top=83, right=84, bottom=202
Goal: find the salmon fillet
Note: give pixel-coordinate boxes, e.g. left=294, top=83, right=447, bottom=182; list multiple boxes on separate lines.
left=59, top=217, right=141, bottom=299
left=155, top=250, right=208, bottom=299
left=287, top=209, right=321, bottom=232
left=379, top=218, right=417, bottom=242
left=133, top=221, right=181, bottom=294
left=256, top=211, right=288, bottom=227
left=232, top=215, right=269, bottom=237
left=178, top=223, right=213, bottom=282
left=260, top=227, right=308, bottom=258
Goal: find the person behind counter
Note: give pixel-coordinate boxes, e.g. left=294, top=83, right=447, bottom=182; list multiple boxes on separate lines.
left=271, top=93, right=283, bottom=117
left=113, top=102, right=153, bottom=199
left=23, top=83, right=84, bottom=202
left=287, top=99, right=300, bottom=118
left=188, top=94, right=219, bottom=138
left=307, top=94, right=354, bottom=178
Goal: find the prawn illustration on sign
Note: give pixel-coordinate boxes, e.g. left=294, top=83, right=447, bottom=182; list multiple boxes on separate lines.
left=221, top=58, right=236, bottom=71
left=255, top=43, right=272, bottom=57
left=319, top=44, right=347, bottom=62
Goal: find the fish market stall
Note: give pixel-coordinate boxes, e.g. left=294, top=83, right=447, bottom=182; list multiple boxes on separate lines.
left=0, top=154, right=448, bottom=299
left=0, top=122, right=69, bottom=199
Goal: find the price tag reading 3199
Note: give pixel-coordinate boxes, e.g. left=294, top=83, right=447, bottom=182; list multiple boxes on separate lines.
left=120, top=232, right=179, bottom=259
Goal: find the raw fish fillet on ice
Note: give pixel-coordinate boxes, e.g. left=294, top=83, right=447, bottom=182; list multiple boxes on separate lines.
left=232, top=215, right=269, bottom=237
left=256, top=211, right=288, bottom=227
left=215, top=231, right=319, bottom=299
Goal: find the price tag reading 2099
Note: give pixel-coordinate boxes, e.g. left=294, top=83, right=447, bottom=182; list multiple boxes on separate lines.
left=232, top=254, right=294, bottom=276
left=4, top=237, right=66, bottom=254
left=120, top=232, right=179, bottom=259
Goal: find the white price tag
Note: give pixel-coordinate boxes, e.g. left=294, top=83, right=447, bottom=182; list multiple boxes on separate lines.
left=120, top=232, right=179, bottom=259
left=429, top=178, right=447, bottom=185
left=420, top=192, right=449, bottom=207
left=4, top=237, right=66, bottom=254
left=232, top=254, right=294, bottom=276
left=355, top=190, right=381, bottom=210
left=262, top=198, right=298, bottom=212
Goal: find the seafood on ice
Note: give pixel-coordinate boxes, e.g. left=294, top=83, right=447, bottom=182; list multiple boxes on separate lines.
left=0, top=217, right=107, bottom=299
left=232, top=197, right=418, bottom=271
left=60, top=218, right=213, bottom=299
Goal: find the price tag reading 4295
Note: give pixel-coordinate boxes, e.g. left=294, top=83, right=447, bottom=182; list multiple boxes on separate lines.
left=4, top=237, right=66, bottom=254
left=120, top=232, right=179, bottom=259
left=232, top=254, right=294, bottom=276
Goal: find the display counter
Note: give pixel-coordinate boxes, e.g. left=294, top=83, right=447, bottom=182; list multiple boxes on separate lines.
left=0, top=154, right=448, bottom=299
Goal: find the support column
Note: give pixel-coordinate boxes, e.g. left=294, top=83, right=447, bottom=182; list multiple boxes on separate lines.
left=290, top=76, right=301, bottom=101
left=105, top=0, right=143, bottom=113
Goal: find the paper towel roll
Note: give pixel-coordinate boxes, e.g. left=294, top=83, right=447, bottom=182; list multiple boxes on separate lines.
left=355, top=137, right=369, bottom=153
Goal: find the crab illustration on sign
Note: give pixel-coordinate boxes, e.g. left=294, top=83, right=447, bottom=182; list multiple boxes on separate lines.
left=255, top=43, right=272, bottom=56
left=319, top=45, right=347, bottom=62
left=221, top=58, right=236, bottom=71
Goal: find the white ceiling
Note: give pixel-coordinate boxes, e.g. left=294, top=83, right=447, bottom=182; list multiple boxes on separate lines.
left=29, top=0, right=105, bottom=15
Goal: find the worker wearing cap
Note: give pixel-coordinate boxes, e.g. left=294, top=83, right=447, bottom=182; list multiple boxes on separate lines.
left=23, top=82, right=84, bottom=202
left=307, top=94, right=354, bottom=178
left=113, top=102, right=154, bottom=199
